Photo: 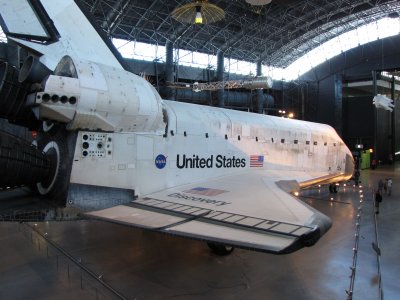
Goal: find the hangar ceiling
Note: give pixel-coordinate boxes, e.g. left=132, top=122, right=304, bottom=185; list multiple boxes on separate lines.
left=77, top=0, right=400, bottom=68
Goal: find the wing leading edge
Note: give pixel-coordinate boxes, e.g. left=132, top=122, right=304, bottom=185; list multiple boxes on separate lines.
left=86, top=170, right=333, bottom=254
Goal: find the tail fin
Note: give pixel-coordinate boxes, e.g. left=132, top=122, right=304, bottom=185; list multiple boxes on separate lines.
left=0, top=0, right=127, bottom=69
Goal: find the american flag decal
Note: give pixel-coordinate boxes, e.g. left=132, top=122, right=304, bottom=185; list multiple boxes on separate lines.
left=250, top=155, right=264, bottom=167
left=183, top=187, right=228, bottom=197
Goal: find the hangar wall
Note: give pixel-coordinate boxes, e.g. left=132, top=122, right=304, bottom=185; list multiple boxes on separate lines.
left=343, top=97, right=397, bottom=163
left=301, top=34, right=400, bottom=123
left=300, top=34, right=400, bottom=162
left=342, top=96, right=375, bottom=149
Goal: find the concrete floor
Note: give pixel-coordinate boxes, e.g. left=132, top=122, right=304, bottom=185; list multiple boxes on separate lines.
left=0, top=166, right=399, bottom=300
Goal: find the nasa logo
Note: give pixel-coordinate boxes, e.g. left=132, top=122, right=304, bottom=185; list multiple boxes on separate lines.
left=155, top=154, right=167, bottom=169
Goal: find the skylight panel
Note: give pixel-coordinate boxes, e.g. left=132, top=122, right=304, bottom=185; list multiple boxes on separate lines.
left=111, top=17, right=400, bottom=82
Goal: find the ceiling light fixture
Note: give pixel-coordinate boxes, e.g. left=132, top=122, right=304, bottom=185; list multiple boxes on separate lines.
left=195, top=6, right=203, bottom=24
left=171, top=0, right=225, bottom=25
left=245, top=0, right=272, bottom=5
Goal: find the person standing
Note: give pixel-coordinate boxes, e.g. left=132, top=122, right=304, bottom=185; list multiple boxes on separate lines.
left=371, top=159, right=377, bottom=170
left=375, top=191, right=383, bottom=214
left=378, top=179, right=384, bottom=194
left=387, top=178, right=393, bottom=196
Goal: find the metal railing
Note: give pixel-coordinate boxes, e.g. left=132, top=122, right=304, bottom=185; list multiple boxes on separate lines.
left=345, top=185, right=364, bottom=300
left=372, top=190, right=384, bottom=300
left=24, top=222, right=127, bottom=300
left=346, top=186, right=384, bottom=300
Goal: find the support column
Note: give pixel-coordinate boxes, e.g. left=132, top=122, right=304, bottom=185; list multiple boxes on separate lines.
left=391, top=75, right=396, bottom=163
left=256, top=61, right=264, bottom=114
left=165, top=41, right=175, bottom=100
left=372, top=70, right=378, bottom=162
left=334, top=74, right=343, bottom=136
left=301, top=85, right=305, bottom=120
left=217, top=50, right=224, bottom=107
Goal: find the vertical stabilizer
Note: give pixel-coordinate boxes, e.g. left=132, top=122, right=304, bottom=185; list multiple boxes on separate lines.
left=0, top=0, right=126, bottom=69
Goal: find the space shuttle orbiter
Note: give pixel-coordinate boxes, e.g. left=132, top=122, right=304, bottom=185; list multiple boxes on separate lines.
left=0, top=0, right=354, bottom=255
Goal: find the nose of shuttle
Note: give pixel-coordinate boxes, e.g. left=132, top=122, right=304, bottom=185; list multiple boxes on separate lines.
left=344, top=153, right=355, bottom=179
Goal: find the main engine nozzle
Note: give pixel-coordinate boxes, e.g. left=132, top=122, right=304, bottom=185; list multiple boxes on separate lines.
left=18, top=56, right=53, bottom=84
left=0, top=56, right=52, bottom=129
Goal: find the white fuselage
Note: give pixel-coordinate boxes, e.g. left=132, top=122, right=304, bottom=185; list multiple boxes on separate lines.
left=25, top=57, right=353, bottom=197
left=69, top=99, right=353, bottom=196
